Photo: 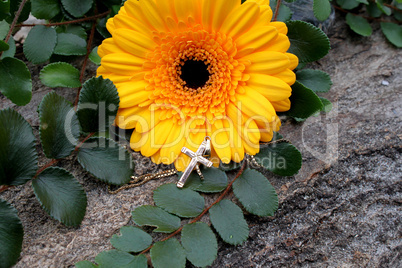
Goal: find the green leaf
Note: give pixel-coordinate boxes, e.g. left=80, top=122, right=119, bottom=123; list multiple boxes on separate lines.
left=77, top=137, right=133, bottom=185
left=89, top=46, right=101, bottom=65
left=285, top=81, right=324, bottom=120
left=40, top=62, right=81, bottom=88
left=209, top=199, right=249, bottom=245
left=380, top=22, right=402, bottom=48
left=23, top=25, right=57, bottom=64
left=0, top=199, right=23, bottom=268
left=31, top=0, right=61, bottom=20
left=296, top=69, right=332, bottom=93
left=254, top=141, right=302, bottom=176
left=150, top=239, right=186, bottom=268
left=56, top=25, right=87, bottom=40
left=61, top=0, right=93, bottom=17
left=75, top=261, right=97, bottom=268
left=367, top=2, right=382, bottom=18
left=346, top=13, right=372, bottom=36
left=272, top=131, right=283, bottom=140
left=32, top=167, right=87, bottom=226
left=376, top=0, right=392, bottom=15
left=77, top=76, right=120, bottom=133
left=54, top=33, right=87, bottom=56
left=7, top=0, right=30, bottom=24
left=110, top=226, right=152, bottom=253
left=233, top=169, right=278, bottom=217
left=153, top=183, right=204, bottom=218
left=0, top=57, right=32, bottom=105
left=356, top=0, right=369, bottom=4
left=181, top=222, right=218, bottom=267
left=313, top=0, right=331, bottom=21
left=0, top=109, right=37, bottom=186
left=270, top=0, right=293, bottom=22
left=1, top=36, right=15, bottom=59
left=320, top=97, right=333, bottom=113
left=0, top=0, right=10, bottom=20
left=75, top=260, right=98, bottom=268
left=95, top=250, right=147, bottom=268
left=0, top=40, right=8, bottom=51
left=132, top=205, right=181, bottom=233
left=0, top=21, right=9, bottom=39
left=336, top=0, right=360, bottom=9
left=183, top=167, right=228, bottom=193
left=38, top=91, right=80, bottom=159
left=286, top=20, right=330, bottom=63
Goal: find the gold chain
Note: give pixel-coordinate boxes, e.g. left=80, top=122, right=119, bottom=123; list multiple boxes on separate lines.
left=108, top=138, right=289, bottom=194
left=108, top=168, right=177, bottom=194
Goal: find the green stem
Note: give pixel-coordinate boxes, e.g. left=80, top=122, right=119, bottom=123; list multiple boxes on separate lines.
left=139, top=160, right=248, bottom=255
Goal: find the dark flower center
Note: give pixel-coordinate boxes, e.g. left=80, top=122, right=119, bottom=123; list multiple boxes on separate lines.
left=180, top=60, right=210, bottom=89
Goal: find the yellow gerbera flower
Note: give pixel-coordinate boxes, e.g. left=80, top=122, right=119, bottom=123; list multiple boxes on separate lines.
left=97, top=0, right=298, bottom=171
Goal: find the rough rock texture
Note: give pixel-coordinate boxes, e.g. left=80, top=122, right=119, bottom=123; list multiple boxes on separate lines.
left=1, top=17, right=401, bottom=268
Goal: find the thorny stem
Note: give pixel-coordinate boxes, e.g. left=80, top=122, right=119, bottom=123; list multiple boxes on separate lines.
left=139, top=160, right=248, bottom=255
left=16, top=10, right=111, bottom=27
left=273, top=0, right=282, bottom=22
left=0, top=0, right=28, bottom=58
left=0, top=185, right=13, bottom=193
left=383, top=3, right=402, bottom=12
left=74, top=17, right=98, bottom=108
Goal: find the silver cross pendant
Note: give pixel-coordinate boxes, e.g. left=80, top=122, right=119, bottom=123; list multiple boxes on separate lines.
left=177, top=136, right=213, bottom=188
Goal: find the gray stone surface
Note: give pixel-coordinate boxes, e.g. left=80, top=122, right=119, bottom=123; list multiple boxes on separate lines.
left=1, top=17, right=401, bottom=267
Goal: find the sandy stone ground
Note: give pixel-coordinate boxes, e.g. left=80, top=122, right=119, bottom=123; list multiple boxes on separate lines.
left=1, top=16, right=401, bottom=267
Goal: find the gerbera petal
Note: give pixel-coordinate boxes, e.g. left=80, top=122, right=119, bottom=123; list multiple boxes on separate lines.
left=117, top=80, right=149, bottom=98
left=236, top=87, right=276, bottom=118
left=130, top=130, right=146, bottom=151
left=156, top=0, right=177, bottom=21
left=272, top=69, right=296, bottom=85
left=270, top=21, right=288, bottom=34
left=247, top=73, right=291, bottom=101
left=223, top=119, right=244, bottom=162
left=135, top=107, right=162, bottom=133
left=202, top=0, right=238, bottom=32
left=211, top=119, right=231, bottom=164
left=113, top=13, right=152, bottom=37
left=160, top=124, right=186, bottom=164
left=265, top=33, right=290, bottom=53
left=174, top=0, right=201, bottom=24
left=244, top=51, right=290, bottom=74
left=98, top=39, right=124, bottom=57
left=141, top=119, right=172, bottom=157
left=221, top=2, right=260, bottom=39
left=241, top=118, right=260, bottom=152
left=101, top=53, right=144, bottom=75
left=271, top=99, right=291, bottom=112
left=255, top=4, right=273, bottom=26
left=139, top=0, right=168, bottom=32
left=235, top=26, right=278, bottom=57
left=113, top=28, right=155, bottom=58
left=119, top=90, right=150, bottom=108
left=286, top=53, right=299, bottom=70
